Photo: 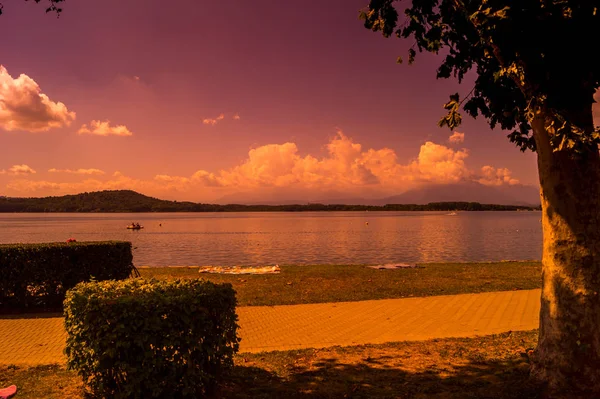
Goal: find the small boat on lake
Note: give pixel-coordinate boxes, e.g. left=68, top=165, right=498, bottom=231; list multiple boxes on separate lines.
left=127, top=224, right=144, bottom=230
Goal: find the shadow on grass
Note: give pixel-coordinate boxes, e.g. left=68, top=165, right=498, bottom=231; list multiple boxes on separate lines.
left=218, top=356, right=541, bottom=399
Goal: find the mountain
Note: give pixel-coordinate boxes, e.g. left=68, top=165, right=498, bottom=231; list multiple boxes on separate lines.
left=379, top=182, right=540, bottom=206
left=216, top=182, right=541, bottom=206
left=0, top=190, right=200, bottom=212
left=215, top=188, right=381, bottom=205
left=0, top=188, right=541, bottom=212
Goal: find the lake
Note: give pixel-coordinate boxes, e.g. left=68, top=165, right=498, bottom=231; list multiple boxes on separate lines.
left=0, top=212, right=542, bottom=266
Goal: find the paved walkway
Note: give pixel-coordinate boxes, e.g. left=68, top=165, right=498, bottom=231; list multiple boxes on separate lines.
left=0, top=289, right=540, bottom=366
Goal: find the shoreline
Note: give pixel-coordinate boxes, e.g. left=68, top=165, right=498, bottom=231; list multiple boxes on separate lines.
left=0, top=209, right=542, bottom=213
left=135, top=260, right=541, bottom=268
left=139, top=262, right=542, bottom=307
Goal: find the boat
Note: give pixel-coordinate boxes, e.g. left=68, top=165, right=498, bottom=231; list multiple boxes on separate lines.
left=446, top=212, right=458, bottom=216
left=127, top=225, right=144, bottom=230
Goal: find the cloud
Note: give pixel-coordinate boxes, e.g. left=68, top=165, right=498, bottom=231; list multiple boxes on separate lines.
left=203, top=114, right=225, bottom=126
left=478, top=165, right=520, bottom=186
left=0, top=65, right=76, bottom=132
left=448, top=131, right=465, bottom=144
left=405, top=141, right=469, bottom=184
left=233, top=114, right=241, bottom=120
left=7, top=173, right=157, bottom=194
left=6, top=179, right=62, bottom=191
left=0, top=164, right=36, bottom=175
left=3, top=132, right=520, bottom=200
left=48, top=168, right=105, bottom=176
left=78, top=120, right=133, bottom=137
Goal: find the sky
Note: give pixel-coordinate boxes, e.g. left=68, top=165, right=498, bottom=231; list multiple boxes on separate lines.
left=0, top=0, right=595, bottom=202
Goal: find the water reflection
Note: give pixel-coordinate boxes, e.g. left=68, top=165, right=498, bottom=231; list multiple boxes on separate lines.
left=0, top=212, right=542, bottom=266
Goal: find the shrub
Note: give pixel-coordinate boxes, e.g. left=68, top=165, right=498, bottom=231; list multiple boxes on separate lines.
left=64, top=278, right=240, bottom=399
left=0, top=241, right=136, bottom=311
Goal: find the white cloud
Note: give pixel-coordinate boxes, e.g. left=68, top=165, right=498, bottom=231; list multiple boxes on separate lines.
left=478, top=165, right=520, bottom=186
left=78, top=120, right=133, bottom=137
left=405, top=141, right=469, bottom=184
left=0, top=65, right=76, bottom=132
left=233, top=114, right=241, bottom=120
left=448, top=131, right=465, bottom=144
left=3, top=132, right=520, bottom=199
left=0, top=164, right=36, bottom=175
left=48, top=168, right=105, bottom=176
left=203, top=114, right=225, bottom=126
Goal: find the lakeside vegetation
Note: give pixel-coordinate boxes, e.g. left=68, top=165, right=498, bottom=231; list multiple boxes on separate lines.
left=140, top=262, right=542, bottom=306
left=0, top=190, right=541, bottom=213
left=1, top=330, right=540, bottom=398
left=2, top=261, right=542, bottom=398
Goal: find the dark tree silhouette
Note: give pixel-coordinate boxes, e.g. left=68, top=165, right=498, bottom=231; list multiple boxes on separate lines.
left=360, top=1, right=600, bottom=397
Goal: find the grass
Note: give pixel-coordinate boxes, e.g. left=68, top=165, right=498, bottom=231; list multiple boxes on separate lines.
left=0, top=330, right=540, bottom=399
left=139, top=262, right=542, bottom=306
left=1, top=262, right=543, bottom=397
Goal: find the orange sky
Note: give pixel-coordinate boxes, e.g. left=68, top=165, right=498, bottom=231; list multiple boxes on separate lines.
left=0, top=0, right=597, bottom=202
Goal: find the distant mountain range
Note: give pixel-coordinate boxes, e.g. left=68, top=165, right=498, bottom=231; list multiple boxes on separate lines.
left=379, top=182, right=540, bottom=207
left=216, top=182, right=541, bottom=207
left=0, top=183, right=541, bottom=213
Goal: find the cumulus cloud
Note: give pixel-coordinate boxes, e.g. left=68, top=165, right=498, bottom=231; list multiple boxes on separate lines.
left=478, top=165, right=520, bottom=186
left=0, top=65, right=76, bottom=132
left=0, top=164, right=36, bottom=175
left=406, top=141, right=469, bottom=183
left=78, top=120, right=133, bottom=137
left=3, top=132, right=521, bottom=200
left=203, top=114, right=225, bottom=126
left=152, top=132, right=479, bottom=192
left=448, top=131, right=465, bottom=144
left=48, top=168, right=105, bottom=176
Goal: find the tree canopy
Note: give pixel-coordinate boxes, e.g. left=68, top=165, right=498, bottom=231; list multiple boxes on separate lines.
left=360, top=0, right=600, bottom=153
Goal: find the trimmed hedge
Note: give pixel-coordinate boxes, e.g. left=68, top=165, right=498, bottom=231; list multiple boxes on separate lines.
left=64, top=278, right=240, bottom=399
left=0, top=241, right=136, bottom=311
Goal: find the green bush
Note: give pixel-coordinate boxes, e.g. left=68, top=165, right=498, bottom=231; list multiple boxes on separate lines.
left=0, top=241, right=136, bottom=311
left=64, top=278, right=240, bottom=399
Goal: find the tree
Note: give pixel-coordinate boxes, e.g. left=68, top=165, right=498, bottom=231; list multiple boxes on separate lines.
left=360, top=0, right=600, bottom=396
left=0, top=0, right=63, bottom=16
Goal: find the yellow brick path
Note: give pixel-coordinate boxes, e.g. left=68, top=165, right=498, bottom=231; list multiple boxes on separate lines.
left=0, top=289, right=540, bottom=365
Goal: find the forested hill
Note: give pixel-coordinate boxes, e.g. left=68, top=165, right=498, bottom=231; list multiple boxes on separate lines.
left=0, top=190, right=541, bottom=212
left=0, top=190, right=198, bottom=213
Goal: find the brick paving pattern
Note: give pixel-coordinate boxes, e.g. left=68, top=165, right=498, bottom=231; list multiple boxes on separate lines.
left=0, top=289, right=540, bottom=365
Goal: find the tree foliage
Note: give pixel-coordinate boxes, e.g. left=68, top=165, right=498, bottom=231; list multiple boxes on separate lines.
left=0, top=0, right=63, bottom=17
left=360, top=0, right=600, bottom=153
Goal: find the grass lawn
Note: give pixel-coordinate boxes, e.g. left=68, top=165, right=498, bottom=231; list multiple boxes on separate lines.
left=139, top=262, right=542, bottom=306
left=0, top=330, right=540, bottom=399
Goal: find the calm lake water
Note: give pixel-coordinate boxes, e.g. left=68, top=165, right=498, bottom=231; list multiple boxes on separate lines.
left=0, top=212, right=542, bottom=266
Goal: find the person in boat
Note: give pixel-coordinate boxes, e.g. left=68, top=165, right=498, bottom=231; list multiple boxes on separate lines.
left=136, top=223, right=141, bottom=228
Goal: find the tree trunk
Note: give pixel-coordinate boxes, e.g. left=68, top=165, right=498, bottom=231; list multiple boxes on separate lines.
left=530, top=106, right=600, bottom=397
